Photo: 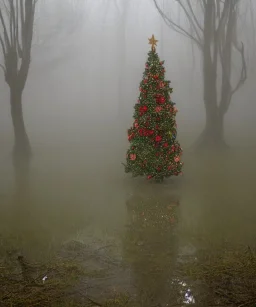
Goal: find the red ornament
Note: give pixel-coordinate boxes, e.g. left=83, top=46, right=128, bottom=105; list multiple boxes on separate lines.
left=174, top=156, right=180, bottom=163
left=155, top=106, right=162, bottom=113
left=155, top=135, right=162, bottom=142
left=128, top=133, right=134, bottom=141
left=139, top=105, right=148, bottom=115
left=138, top=128, right=154, bottom=137
left=159, top=96, right=166, bottom=104
left=139, top=128, right=145, bottom=136
left=153, top=74, right=159, bottom=79
left=147, top=175, right=153, bottom=180
left=130, top=154, right=136, bottom=161
left=156, top=95, right=166, bottom=104
left=158, top=81, right=165, bottom=89
left=163, top=142, right=168, bottom=147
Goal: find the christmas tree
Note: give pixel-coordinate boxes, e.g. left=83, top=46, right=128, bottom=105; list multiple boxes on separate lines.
left=124, top=35, right=183, bottom=182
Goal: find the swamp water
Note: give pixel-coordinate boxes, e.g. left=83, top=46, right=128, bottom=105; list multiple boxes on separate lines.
left=0, top=147, right=256, bottom=306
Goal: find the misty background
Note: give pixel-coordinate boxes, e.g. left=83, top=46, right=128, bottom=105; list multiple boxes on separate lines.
left=0, top=0, right=256, bottom=262
left=1, top=0, right=255, bottom=150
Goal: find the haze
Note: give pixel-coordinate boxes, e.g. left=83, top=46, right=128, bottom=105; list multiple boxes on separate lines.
left=0, top=0, right=256, bottom=304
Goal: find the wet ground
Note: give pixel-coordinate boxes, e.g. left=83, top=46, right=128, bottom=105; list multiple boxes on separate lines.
left=0, top=146, right=256, bottom=306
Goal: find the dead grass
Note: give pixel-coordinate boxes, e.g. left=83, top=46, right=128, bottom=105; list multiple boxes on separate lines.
left=176, top=244, right=256, bottom=306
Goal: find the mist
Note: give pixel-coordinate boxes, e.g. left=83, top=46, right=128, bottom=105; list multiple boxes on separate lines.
left=1, top=0, right=256, bottom=305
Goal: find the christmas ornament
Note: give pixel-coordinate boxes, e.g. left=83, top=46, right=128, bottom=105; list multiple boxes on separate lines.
left=148, top=34, right=158, bottom=51
left=156, top=95, right=165, bottom=104
left=174, top=156, right=180, bottom=163
left=123, top=35, right=183, bottom=181
left=155, top=106, right=162, bottom=113
left=139, top=105, right=148, bottom=115
left=130, top=154, right=137, bottom=161
left=158, top=81, right=165, bottom=89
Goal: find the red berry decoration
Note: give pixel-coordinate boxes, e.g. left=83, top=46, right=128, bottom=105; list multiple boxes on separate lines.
left=123, top=35, right=183, bottom=182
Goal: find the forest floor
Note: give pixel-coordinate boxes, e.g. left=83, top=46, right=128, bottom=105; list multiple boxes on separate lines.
left=1, top=234, right=256, bottom=307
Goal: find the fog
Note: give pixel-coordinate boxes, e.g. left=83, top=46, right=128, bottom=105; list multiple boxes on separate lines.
left=1, top=0, right=256, bottom=304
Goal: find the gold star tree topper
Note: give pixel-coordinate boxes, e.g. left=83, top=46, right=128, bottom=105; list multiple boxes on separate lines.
left=148, top=34, right=158, bottom=51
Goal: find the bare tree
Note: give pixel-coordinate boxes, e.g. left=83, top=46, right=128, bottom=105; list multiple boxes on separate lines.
left=154, top=0, right=247, bottom=148
left=116, top=0, right=130, bottom=122
left=0, top=0, right=37, bottom=162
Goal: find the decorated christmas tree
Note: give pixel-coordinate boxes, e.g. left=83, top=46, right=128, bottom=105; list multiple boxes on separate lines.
left=124, top=35, right=183, bottom=182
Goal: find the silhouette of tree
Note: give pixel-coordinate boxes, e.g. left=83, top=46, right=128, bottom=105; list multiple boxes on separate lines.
left=154, top=0, right=247, bottom=149
left=0, top=0, right=37, bottom=162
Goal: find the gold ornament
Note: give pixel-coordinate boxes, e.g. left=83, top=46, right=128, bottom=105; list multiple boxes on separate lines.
left=168, top=131, right=172, bottom=138
left=148, top=34, right=158, bottom=51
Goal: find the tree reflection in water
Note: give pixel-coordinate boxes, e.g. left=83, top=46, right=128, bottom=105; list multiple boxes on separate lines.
left=123, top=184, right=195, bottom=306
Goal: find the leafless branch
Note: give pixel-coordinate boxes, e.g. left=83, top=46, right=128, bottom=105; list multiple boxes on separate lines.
left=0, top=63, right=6, bottom=73
left=231, top=41, right=247, bottom=96
left=0, top=0, right=36, bottom=87
left=153, top=0, right=203, bottom=48
left=177, top=1, right=202, bottom=43
left=156, top=0, right=248, bottom=118
left=0, top=7, right=10, bottom=50
left=199, top=0, right=206, bottom=13
left=186, top=0, right=203, bottom=32
left=218, top=2, right=247, bottom=113
left=215, top=0, right=229, bottom=39
left=2, top=0, right=10, bottom=17
left=0, top=33, right=6, bottom=56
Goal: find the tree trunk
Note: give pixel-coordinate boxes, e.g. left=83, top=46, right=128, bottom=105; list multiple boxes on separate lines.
left=195, top=1, right=228, bottom=151
left=10, top=87, right=31, bottom=163
left=203, top=109, right=225, bottom=144
left=195, top=104, right=228, bottom=151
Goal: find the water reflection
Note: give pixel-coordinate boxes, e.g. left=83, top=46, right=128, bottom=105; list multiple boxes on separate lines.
left=123, top=183, right=195, bottom=305
left=171, top=279, right=195, bottom=304
left=1, top=148, right=256, bottom=304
